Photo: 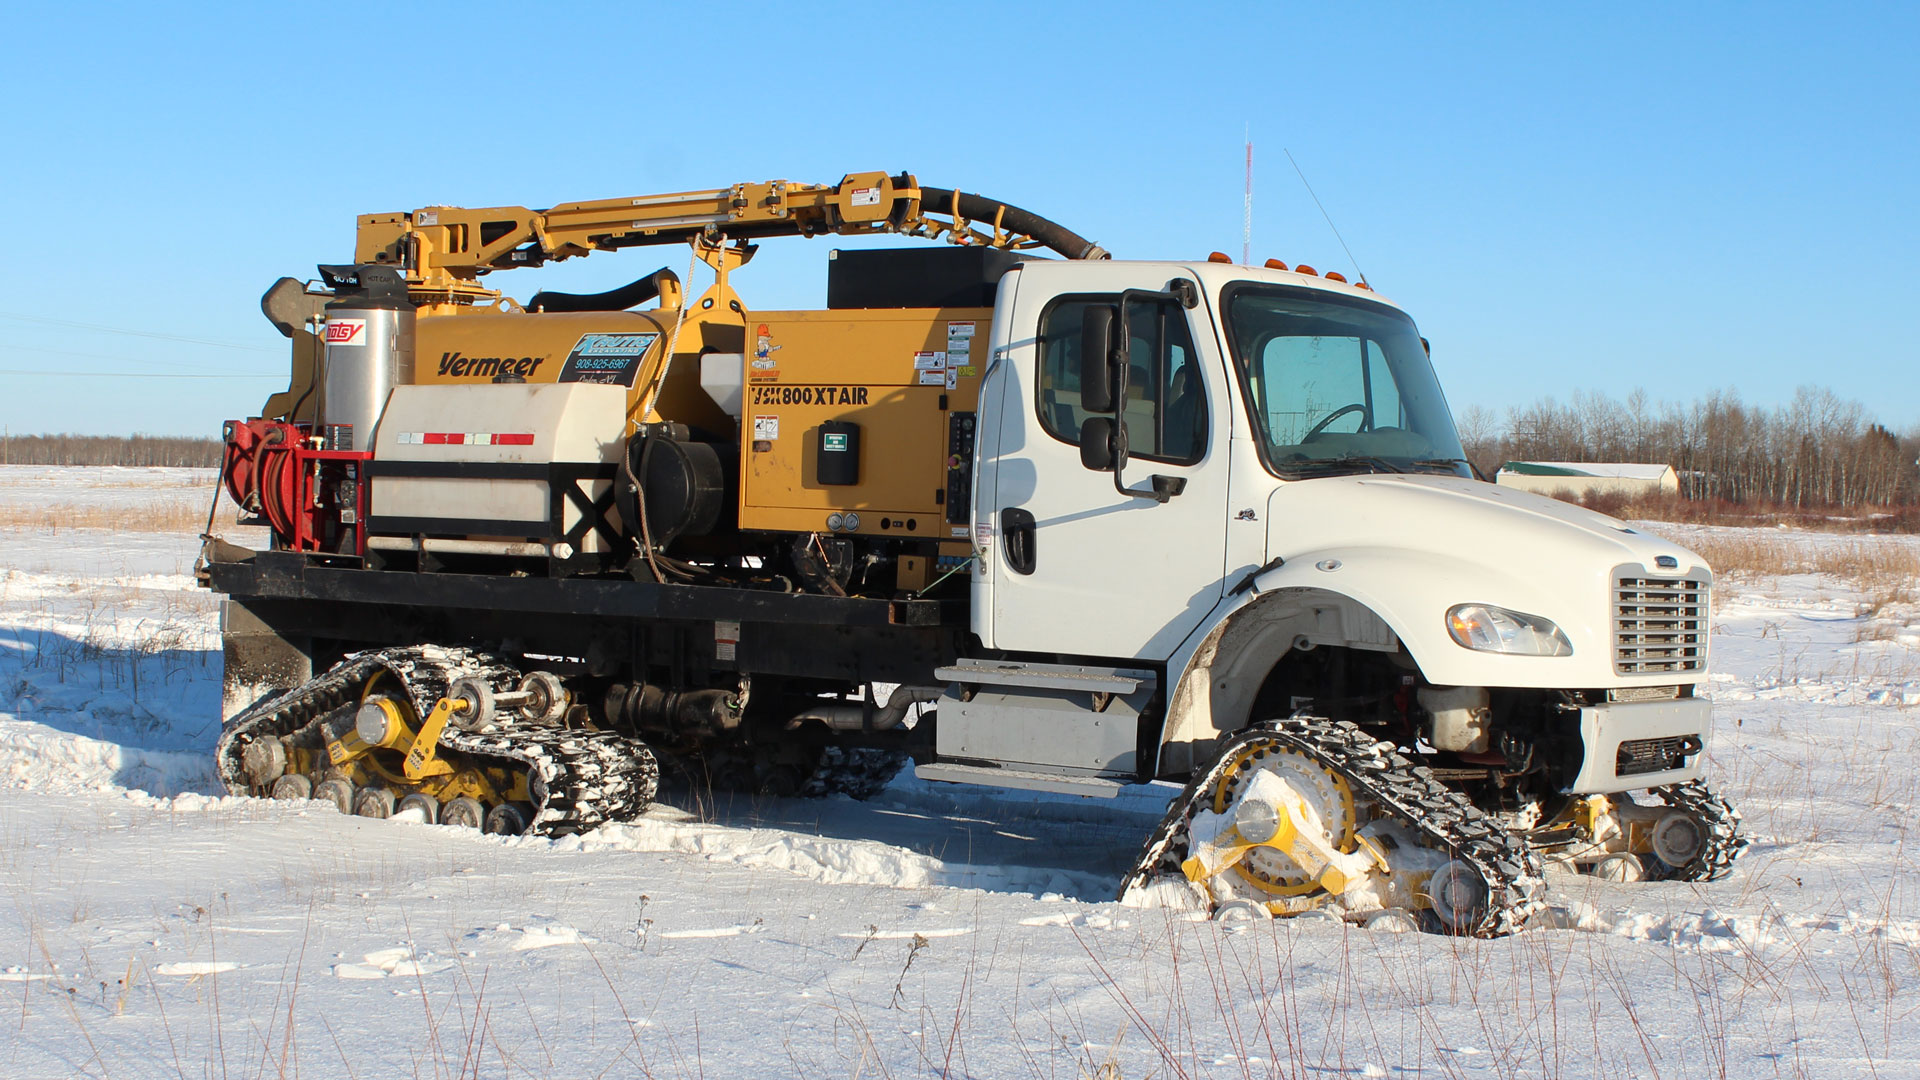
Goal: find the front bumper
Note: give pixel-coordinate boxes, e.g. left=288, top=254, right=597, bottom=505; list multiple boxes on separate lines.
left=1567, top=697, right=1711, bottom=794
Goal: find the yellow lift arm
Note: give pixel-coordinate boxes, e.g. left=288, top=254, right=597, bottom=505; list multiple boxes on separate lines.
left=352, top=171, right=1108, bottom=304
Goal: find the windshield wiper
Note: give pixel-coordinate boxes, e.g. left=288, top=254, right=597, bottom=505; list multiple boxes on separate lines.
left=1411, top=457, right=1482, bottom=478
left=1282, top=454, right=1405, bottom=476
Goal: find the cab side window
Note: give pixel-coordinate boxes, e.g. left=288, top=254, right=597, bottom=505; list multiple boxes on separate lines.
left=1037, top=298, right=1207, bottom=464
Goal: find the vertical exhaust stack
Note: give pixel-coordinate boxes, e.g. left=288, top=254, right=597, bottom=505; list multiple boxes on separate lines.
left=318, top=265, right=415, bottom=451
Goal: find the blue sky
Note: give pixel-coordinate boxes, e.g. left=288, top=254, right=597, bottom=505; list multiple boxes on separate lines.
left=1, top=2, right=1913, bottom=438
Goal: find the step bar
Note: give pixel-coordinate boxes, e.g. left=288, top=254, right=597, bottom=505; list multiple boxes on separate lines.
left=934, top=659, right=1153, bottom=695
left=913, top=762, right=1126, bottom=799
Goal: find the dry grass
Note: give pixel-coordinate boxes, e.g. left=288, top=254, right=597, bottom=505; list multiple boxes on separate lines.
left=1573, top=489, right=1920, bottom=534
left=0, top=499, right=212, bottom=533
left=1677, top=532, right=1920, bottom=582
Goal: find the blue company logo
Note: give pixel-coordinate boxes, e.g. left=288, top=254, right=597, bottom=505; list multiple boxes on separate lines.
left=577, top=333, right=657, bottom=357
left=561, top=333, right=660, bottom=381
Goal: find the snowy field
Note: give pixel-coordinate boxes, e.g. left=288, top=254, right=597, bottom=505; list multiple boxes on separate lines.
left=2, top=464, right=1917, bottom=1079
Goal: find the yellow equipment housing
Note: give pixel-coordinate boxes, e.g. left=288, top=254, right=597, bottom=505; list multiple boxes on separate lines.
left=250, top=171, right=1105, bottom=590
left=734, top=308, right=989, bottom=539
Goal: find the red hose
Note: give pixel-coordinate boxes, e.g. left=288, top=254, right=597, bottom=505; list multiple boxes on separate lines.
left=260, top=448, right=298, bottom=539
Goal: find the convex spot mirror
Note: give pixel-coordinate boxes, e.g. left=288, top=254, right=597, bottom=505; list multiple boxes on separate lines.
left=1079, top=415, right=1128, bottom=472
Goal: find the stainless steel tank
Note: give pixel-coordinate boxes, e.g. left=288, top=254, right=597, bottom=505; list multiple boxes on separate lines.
left=320, top=300, right=414, bottom=451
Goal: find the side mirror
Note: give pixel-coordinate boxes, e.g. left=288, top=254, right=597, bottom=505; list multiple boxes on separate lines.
left=1079, top=416, right=1126, bottom=472
left=1080, top=305, right=1119, bottom=412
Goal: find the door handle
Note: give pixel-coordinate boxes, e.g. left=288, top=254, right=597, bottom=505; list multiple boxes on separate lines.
left=1001, top=507, right=1036, bottom=575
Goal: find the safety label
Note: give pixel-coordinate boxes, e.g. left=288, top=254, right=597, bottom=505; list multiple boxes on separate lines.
left=823, top=432, right=849, bottom=452
left=918, top=370, right=947, bottom=386
left=913, top=351, right=947, bottom=370
left=753, top=415, right=779, bottom=440
left=946, top=321, right=974, bottom=357
left=850, top=187, right=881, bottom=207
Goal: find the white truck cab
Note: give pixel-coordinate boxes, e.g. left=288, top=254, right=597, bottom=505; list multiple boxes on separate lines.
left=968, top=260, right=1712, bottom=801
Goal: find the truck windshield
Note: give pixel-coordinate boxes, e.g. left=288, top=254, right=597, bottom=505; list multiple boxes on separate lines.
left=1223, top=284, right=1469, bottom=478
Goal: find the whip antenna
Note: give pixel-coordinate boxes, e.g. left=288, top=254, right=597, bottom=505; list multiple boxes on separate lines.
left=1284, top=148, right=1368, bottom=288
left=1243, top=128, right=1253, bottom=266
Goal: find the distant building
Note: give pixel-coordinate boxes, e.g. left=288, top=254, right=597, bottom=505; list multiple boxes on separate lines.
left=1495, top=461, right=1680, bottom=500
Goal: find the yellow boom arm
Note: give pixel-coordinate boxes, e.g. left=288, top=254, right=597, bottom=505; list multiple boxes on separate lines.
left=354, top=171, right=1107, bottom=304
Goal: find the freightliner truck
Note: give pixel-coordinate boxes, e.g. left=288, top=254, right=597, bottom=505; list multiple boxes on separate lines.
left=203, top=171, right=1741, bottom=936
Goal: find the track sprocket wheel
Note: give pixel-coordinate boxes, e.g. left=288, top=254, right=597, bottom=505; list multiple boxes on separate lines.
left=1209, top=741, right=1359, bottom=896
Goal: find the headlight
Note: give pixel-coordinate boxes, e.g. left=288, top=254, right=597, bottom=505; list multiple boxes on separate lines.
left=1446, top=603, right=1573, bottom=657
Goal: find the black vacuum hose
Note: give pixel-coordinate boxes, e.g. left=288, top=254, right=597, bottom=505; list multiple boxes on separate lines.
left=530, top=267, right=680, bottom=313
left=917, top=187, right=1109, bottom=260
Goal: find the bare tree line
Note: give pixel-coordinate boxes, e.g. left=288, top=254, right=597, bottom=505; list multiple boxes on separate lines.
left=5, top=387, right=1915, bottom=511
left=0, top=434, right=221, bottom=468
left=1457, top=387, right=1920, bottom=508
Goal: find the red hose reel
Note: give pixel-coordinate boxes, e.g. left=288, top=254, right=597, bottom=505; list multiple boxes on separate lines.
left=222, top=419, right=369, bottom=554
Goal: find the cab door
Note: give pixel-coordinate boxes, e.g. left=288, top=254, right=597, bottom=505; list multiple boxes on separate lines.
left=981, top=264, right=1230, bottom=660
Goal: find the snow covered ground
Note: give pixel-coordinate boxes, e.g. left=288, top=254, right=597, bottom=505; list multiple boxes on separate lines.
left=2, top=465, right=1917, bottom=1078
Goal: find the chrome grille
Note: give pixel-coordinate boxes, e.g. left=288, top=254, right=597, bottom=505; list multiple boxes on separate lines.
left=1614, top=572, right=1708, bottom=674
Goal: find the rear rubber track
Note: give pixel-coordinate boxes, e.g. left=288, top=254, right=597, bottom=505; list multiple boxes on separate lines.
left=1122, top=715, right=1548, bottom=937
left=217, top=646, right=658, bottom=836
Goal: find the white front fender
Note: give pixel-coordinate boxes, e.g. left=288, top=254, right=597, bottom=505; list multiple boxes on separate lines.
left=1156, top=542, right=1652, bottom=776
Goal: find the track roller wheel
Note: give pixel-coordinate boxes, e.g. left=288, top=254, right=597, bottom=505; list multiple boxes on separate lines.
left=313, top=778, right=355, bottom=814
left=441, top=796, right=486, bottom=830
left=242, top=739, right=288, bottom=788
left=1650, top=809, right=1704, bottom=869
left=1647, top=781, right=1746, bottom=881
left=397, top=792, right=440, bottom=824
left=484, top=802, right=533, bottom=835
left=447, top=678, right=496, bottom=731
left=353, top=787, right=396, bottom=819
left=1363, top=908, right=1421, bottom=933
left=1211, top=898, right=1270, bottom=923
left=270, top=774, right=312, bottom=801
left=1425, top=860, right=1493, bottom=933
left=515, top=671, right=569, bottom=725
left=1592, top=851, right=1646, bottom=882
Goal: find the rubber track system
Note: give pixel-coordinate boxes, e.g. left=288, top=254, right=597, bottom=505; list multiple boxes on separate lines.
left=1122, top=716, right=1548, bottom=937
left=216, top=646, right=658, bottom=836
left=1651, top=779, right=1746, bottom=881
